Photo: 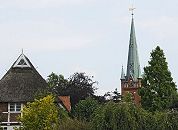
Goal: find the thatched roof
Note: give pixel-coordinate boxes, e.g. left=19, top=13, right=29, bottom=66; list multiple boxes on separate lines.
left=0, top=53, right=48, bottom=102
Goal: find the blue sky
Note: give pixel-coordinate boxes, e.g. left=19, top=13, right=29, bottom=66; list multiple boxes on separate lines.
left=0, top=0, right=178, bottom=95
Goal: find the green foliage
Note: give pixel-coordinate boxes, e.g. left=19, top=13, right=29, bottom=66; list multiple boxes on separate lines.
left=91, top=101, right=149, bottom=130
left=34, top=89, right=53, bottom=100
left=47, top=72, right=97, bottom=108
left=166, top=111, right=178, bottom=130
left=15, top=95, right=93, bottom=130
left=104, top=88, right=121, bottom=102
left=112, top=88, right=121, bottom=101
left=47, top=72, right=68, bottom=94
left=74, top=97, right=99, bottom=121
left=91, top=101, right=178, bottom=130
left=58, top=118, right=91, bottom=130
left=67, top=72, right=97, bottom=107
left=93, top=95, right=106, bottom=104
left=122, top=92, right=133, bottom=103
left=14, top=95, right=178, bottom=130
left=152, top=111, right=178, bottom=130
left=17, top=95, right=65, bottom=130
left=139, top=46, right=177, bottom=112
left=170, top=93, right=178, bottom=109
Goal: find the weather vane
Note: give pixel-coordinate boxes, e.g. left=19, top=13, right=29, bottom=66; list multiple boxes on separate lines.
left=129, top=5, right=136, bottom=16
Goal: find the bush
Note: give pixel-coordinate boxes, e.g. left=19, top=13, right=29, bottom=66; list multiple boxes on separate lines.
left=58, top=118, right=91, bottom=130
left=74, top=97, right=99, bottom=121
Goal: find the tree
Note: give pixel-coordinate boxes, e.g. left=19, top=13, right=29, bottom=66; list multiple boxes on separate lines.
left=122, top=92, right=133, bottom=103
left=47, top=72, right=97, bottom=108
left=67, top=72, right=97, bottom=107
left=104, top=88, right=121, bottom=102
left=91, top=101, right=178, bottom=130
left=47, top=72, right=68, bottom=95
left=166, top=110, right=178, bottom=129
left=93, top=95, right=106, bottom=104
left=91, top=101, right=153, bottom=130
left=139, top=46, right=177, bottom=111
left=59, top=118, right=91, bottom=130
left=74, top=97, right=99, bottom=121
left=17, top=95, right=66, bottom=130
left=112, top=88, right=121, bottom=101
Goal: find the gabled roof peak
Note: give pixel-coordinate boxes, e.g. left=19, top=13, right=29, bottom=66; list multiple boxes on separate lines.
left=13, top=53, right=31, bottom=68
left=0, top=52, right=48, bottom=102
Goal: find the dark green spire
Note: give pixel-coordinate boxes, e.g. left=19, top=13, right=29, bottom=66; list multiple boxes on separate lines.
left=120, top=66, right=125, bottom=80
left=126, top=16, right=141, bottom=81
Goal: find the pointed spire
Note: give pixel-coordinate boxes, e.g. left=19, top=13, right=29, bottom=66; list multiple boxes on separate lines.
left=120, top=66, right=125, bottom=80
left=126, top=15, right=141, bottom=81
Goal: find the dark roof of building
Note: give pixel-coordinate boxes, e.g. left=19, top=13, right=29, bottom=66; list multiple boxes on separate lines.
left=0, top=53, right=48, bottom=102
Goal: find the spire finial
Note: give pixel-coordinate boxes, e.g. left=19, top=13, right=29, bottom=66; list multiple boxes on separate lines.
left=22, top=48, right=24, bottom=54
left=129, top=4, right=136, bottom=17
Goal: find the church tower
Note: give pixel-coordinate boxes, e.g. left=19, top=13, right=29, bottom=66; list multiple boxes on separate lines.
left=121, top=13, right=142, bottom=105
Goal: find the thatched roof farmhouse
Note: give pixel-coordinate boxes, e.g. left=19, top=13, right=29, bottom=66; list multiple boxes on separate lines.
left=0, top=53, right=70, bottom=130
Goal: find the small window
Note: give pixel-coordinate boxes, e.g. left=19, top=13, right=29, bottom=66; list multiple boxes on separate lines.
left=10, top=103, right=15, bottom=111
left=9, top=103, right=21, bottom=112
left=16, top=103, right=21, bottom=111
left=3, top=127, right=7, bottom=130
left=18, top=59, right=27, bottom=65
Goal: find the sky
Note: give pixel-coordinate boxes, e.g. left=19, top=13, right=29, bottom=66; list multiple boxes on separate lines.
left=0, top=0, right=178, bottom=95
